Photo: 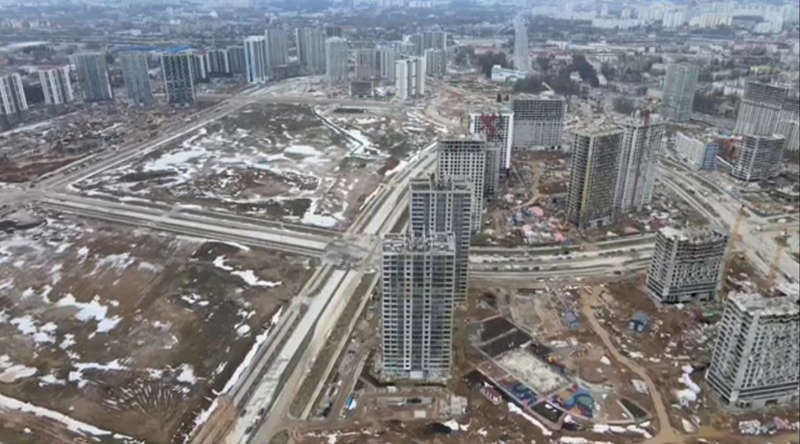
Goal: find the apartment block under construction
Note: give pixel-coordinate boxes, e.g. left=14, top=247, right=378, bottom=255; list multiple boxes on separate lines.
left=566, top=124, right=623, bottom=229
left=409, top=176, right=472, bottom=303
left=468, top=109, right=515, bottom=171
left=381, top=233, right=456, bottom=382
left=511, top=93, right=566, bottom=149
left=437, top=138, right=487, bottom=233
left=615, top=111, right=664, bottom=214
left=706, top=292, right=799, bottom=410
left=646, top=226, right=729, bottom=304
left=731, top=134, right=784, bottom=181
left=734, top=81, right=788, bottom=137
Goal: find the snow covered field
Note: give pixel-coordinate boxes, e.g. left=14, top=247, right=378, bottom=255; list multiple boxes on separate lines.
left=0, top=211, right=315, bottom=442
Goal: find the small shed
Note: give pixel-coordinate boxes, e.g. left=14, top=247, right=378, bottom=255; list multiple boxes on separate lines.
left=629, top=311, right=650, bottom=332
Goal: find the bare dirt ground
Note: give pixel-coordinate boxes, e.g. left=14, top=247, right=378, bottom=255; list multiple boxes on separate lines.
left=0, top=210, right=314, bottom=443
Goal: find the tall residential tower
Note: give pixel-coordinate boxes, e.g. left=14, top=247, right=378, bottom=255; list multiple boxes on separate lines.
left=661, top=63, right=698, bottom=122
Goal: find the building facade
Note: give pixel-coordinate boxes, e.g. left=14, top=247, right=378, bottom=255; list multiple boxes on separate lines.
left=469, top=110, right=515, bottom=172
left=409, top=176, right=472, bottom=303
left=731, top=134, right=784, bottom=181
left=706, top=293, right=799, bottom=409
left=734, top=81, right=788, bottom=137
left=227, top=45, right=246, bottom=75
left=566, top=124, right=623, bottom=229
left=265, top=28, right=289, bottom=71
left=436, top=138, right=487, bottom=233
left=296, top=27, right=327, bottom=74
left=161, top=52, right=195, bottom=105
left=244, top=36, right=268, bottom=84
left=119, top=52, right=153, bottom=106
left=0, top=73, right=28, bottom=128
left=395, top=57, right=425, bottom=100
left=354, top=48, right=377, bottom=80
left=676, top=132, right=718, bottom=171
left=73, top=52, right=113, bottom=102
left=424, top=48, right=446, bottom=77
left=661, top=63, right=698, bottom=122
left=646, top=226, right=729, bottom=304
left=376, top=46, right=396, bottom=83
left=38, top=66, right=74, bottom=106
left=614, top=111, right=664, bottom=214
left=325, top=37, right=348, bottom=84
left=778, top=92, right=799, bottom=151
left=381, top=234, right=456, bottom=382
left=512, top=94, right=566, bottom=149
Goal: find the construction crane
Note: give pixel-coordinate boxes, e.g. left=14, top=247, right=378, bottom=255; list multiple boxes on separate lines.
left=722, top=205, right=747, bottom=299
left=767, top=244, right=786, bottom=289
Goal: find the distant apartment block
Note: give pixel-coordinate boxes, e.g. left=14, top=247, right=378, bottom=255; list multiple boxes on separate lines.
left=731, top=134, right=784, bottom=181
left=676, top=132, right=718, bottom=171
left=646, top=226, right=729, bottom=304
left=778, top=91, right=799, bottom=151
left=226, top=45, right=246, bottom=75
left=409, top=175, right=472, bottom=303
left=734, top=81, right=788, bottom=137
left=73, top=52, right=113, bottom=102
left=381, top=233, right=456, bottom=382
left=354, top=48, right=377, bottom=80
left=614, top=111, right=664, bottom=214
left=38, top=65, right=74, bottom=106
left=376, top=46, right=396, bottom=83
left=436, top=138, right=487, bottom=233
left=206, top=48, right=231, bottom=75
left=265, top=28, right=289, bottom=71
left=395, top=57, right=425, bottom=100
left=513, top=15, right=530, bottom=72
left=325, top=37, right=348, bottom=84
left=296, top=28, right=326, bottom=74
left=566, top=124, right=623, bottom=229
left=512, top=93, right=566, bottom=149
left=0, top=72, right=28, bottom=128
left=469, top=109, right=515, bottom=171
left=424, top=48, right=446, bottom=77
left=706, top=292, right=799, bottom=409
left=192, top=52, right=210, bottom=82
left=119, top=52, right=153, bottom=106
left=161, top=52, right=195, bottom=105
left=244, top=36, right=268, bottom=84
left=661, top=63, right=698, bottom=122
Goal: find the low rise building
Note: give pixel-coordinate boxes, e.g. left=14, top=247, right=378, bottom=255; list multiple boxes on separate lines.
left=675, top=132, right=718, bottom=171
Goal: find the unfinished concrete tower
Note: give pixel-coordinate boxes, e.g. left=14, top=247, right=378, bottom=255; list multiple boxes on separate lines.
left=706, top=292, right=799, bottom=409
left=512, top=93, right=566, bottom=149
left=436, top=138, right=487, bottom=233
left=646, top=226, right=729, bottom=304
left=731, top=134, right=784, bottom=182
left=734, top=81, right=788, bottom=137
left=615, top=111, right=664, bottom=215
left=381, top=233, right=456, bottom=382
left=566, top=123, right=623, bottom=229
left=469, top=108, right=515, bottom=176
left=409, top=176, right=472, bottom=304
left=660, top=63, right=698, bottom=123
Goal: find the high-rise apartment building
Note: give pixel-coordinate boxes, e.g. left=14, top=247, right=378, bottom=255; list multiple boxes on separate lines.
left=206, top=49, right=231, bottom=75
left=778, top=92, right=799, bottom=151
left=469, top=109, right=515, bottom=172
left=646, top=226, right=729, bottom=304
left=73, top=52, right=113, bottom=102
left=512, top=93, right=566, bottom=149
left=424, top=48, right=446, bottom=77
left=192, top=52, right=210, bottom=82
left=119, top=52, right=153, bottom=106
left=227, top=45, right=246, bottom=75
left=731, top=134, right=784, bottom=181
left=265, top=28, right=289, bottom=70
left=161, top=52, right=195, bottom=105
left=436, top=138, right=487, bottom=233
left=734, top=81, right=788, bottom=137
left=381, top=233, right=456, bottom=382
left=244, top=36, right=268, bottom=84
left=661, top=63, right=698, bottom=122
left=512, top=15, right=530, bottom=72
left=676, top=132, right=718, bottom=171
left=566, top=124, right=623, bottom=229
left=614, top=111, right=664, bottom=214
left=706, top=292, right=799, bottom=409
left=376, top=46, right=396, bottom=83
left=354, top=48, right=377, bottom=80
left=0, top=73, right=28, bottom=128
left=296, top=28, right=327, bottom=74
left=38, top=66, right=74, bottom=106
left=409, top=176, right=472, bottom=304
left=423, top=31, right=447, bottom=51
left=395, top=57, right=425, bottom=100
left=325, top=37, right=348, bottom=84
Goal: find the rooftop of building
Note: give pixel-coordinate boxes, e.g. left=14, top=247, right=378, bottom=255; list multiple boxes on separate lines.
left=410, top=174, right=472, bottom=192
left=729, top=292, right=799, bottom=317
left=438, top=135, right=486, bottom=145
left=570, top=120, right=622, bottom=137
left=514, top=91, right=564, bottom=101
left=659, top=225, right=729, bottom=243
left=383, top=233, right=455, bottom=254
